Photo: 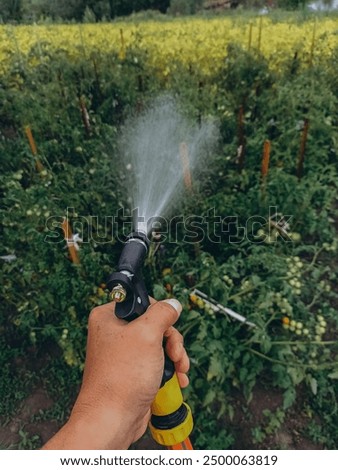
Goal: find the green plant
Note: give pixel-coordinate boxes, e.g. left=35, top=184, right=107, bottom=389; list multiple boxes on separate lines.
left=252, top=408, right=286, bottom=445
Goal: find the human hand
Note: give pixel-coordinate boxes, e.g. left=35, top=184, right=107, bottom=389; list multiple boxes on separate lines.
left=43, top=298, right=190, bottom=450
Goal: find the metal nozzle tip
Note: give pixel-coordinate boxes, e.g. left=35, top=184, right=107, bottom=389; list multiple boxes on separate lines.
left=111, top=284, right=127, bottom=303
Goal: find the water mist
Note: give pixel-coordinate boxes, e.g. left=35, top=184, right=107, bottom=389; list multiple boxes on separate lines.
left=118, top=95, right=218, bottom=234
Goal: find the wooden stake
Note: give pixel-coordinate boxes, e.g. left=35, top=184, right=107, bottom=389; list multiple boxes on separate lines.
left=179, top=142, right=192, bottom=192
left=248, top=23, right=253, bottom=51
left=179, top=142, right=199, bottom=257
left=24, top=125, right=44, bottom=172
left=261, top=140, right=271, bottom=179
left=297, top=119, right=309, bottom=180
left=261, top=140, right=271, bottom=198
left=119, top=28, right=126, bottom=60
left=79, top=96, right=91, bottom=137
left=257, top=16, right=263, bottom=52
left=62, top=218, right=80, bottom=265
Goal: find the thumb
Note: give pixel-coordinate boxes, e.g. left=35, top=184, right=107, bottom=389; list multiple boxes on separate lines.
left=137, top=299, right=182, bottom=334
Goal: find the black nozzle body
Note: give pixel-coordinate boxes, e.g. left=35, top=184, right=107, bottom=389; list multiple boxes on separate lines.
left=117, top=231, right=149, bottom=275
left=106, top=231, right=150, bottom=321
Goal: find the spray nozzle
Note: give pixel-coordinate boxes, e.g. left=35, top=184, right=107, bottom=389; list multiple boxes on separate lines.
left=107, top=231, right=150, bottom=321
left=110, top=284, right=127, bottom=303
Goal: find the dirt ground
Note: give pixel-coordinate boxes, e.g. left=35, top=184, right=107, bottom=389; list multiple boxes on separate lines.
left=0, top=383, right=322, bottom=450
left=230, top=386, right=323, bottom=450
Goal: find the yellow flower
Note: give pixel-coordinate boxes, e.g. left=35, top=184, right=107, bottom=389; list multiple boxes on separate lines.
left=1, top=17, right=337, bottom=78
left=162, top=268, right=172, bottom=276
left=189, top=293, right=197, bottom=304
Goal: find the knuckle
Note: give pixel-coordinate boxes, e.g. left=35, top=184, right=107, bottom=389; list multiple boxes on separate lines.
left=156, top=301, right=176, bottom=317
left=89, top=306, right=101, bottom=323
left=176, top=331, right=184, bottom=343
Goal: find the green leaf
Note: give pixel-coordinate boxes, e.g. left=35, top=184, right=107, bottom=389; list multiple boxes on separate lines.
left=203, top=389, right=216, bottom=407
left=186, top=310, right=201, bottom=321
left=152, top=283, right=166, bottom=300
left=207, top=355, right=224, bottom=382
left=228, top=404, right=234, bottom=422
left=283, top=388, right=296, bottom=410
left=287, top=366, right=305, bottom=386
left=261, top=337, right=272, bottom=354
left=328, top=370, right=338, bottom=380
left=239, top=367, right=247, bottom=382
left=309, top=377, right=318, bottom=395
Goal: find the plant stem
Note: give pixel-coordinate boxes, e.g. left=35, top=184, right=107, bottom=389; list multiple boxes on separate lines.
left=228, top=285, right=260, bottom=301
left=304, top=247, right=324, bottom=272
left=248, top=348, right=292, bottom=366
left=269, top=340, right=338, bottom=346
left=306, top=292, right=321, bottom=309
left=248, top=347, right=338, bottom=370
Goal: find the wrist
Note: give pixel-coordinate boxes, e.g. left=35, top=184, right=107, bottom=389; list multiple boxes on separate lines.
left=69, top=403, right=134, bottom=450
left=43, top=404, right=134, bottom=450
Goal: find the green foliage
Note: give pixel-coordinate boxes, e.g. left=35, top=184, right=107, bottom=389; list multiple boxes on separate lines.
left=7, top=0, right=171, bottom=23
left=252, top=408, right=286, bottom=445
left=1, top=36, right=338, bottom=450
left=168, top=0, right=204, bottom=15
left=0, top=0, right=22, bottom=22
left=82, top=6, right=97, bottom=23
left=277, top=0, right=307, bottom=10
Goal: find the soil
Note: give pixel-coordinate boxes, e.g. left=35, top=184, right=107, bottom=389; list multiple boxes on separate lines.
left=0, top=387, right=59, bottom=449
left=230, top=385, right=323, bottom=450
left=0, top=383, right=322, bottom=450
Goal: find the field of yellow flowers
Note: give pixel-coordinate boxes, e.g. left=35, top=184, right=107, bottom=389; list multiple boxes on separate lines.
left=1, top=15, right=338, bottom=76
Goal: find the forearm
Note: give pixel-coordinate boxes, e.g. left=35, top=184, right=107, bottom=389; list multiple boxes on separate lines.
left=42, top=408, right=131, bottom=450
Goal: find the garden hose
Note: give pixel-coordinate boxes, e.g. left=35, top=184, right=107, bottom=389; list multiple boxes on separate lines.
left=107, top=231, right=193, bottom=448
